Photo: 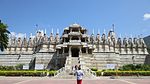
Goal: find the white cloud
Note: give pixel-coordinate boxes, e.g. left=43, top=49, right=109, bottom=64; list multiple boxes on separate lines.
left=143, top=13, right=150, bottom=20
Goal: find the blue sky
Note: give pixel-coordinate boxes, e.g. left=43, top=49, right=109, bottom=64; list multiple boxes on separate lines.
left=0, top=0, right=150, bottom=38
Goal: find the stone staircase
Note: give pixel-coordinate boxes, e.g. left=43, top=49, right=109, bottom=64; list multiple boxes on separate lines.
left=52, top=67, right=97, bottom=79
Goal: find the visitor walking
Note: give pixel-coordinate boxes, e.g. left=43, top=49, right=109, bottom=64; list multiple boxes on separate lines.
left=75, top=65, right=84, bottom=84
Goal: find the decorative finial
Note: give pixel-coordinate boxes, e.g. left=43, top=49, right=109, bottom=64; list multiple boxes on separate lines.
left=35, top=24, right=38, bottom=29
left=103, top=29, right=106, bottom=34
left=98, top=29, right=100, bottom=34
left=119, top=34, right=122, bottom=38
left=51, top=28, right=53, bottom=34
left=57, top=28, right=59, bottom=34
left=24, top=33, right=26, bottom=38
left=130, top=34, right=133, bottom=38
left=44, top=28, right=46, bottom=34
left=140, top=34, right=143, bottom=38
left=92, top=28, right=94, bottom=34
left=125, top=33, right=127, bottom=38
left=112, top=24, right=115, bottom=32
left=30, top=33, right=32, bottom=37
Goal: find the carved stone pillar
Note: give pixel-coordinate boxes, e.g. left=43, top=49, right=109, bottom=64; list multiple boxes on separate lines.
left=79, top=47, right=82, bottom=57
left=86, top=47, right=88, bottom=54
left=79, top=47, right=82, bottom=53
left=63, top=47, right=65, bottom=53
left=70, top=36, right=72, bottom=41
left=71, top=29, right=72, bottom=32
left=57, top=50, right=59, bottom=56
left=64, top=38, right=66, bottom=42
left=79, top=37, right=81, bottom=40
left=69, top=46, right=72, bottom=57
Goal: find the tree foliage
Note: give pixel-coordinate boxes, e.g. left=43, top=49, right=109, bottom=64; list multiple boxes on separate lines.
left=0, top=20, right=10, bottom=51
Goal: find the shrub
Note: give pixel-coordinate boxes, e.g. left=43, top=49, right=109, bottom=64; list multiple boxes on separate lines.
left=15, top=64, right=24, bottom=70
left=119, top=64, right=150, bottom=71
left=91, top=67, right=98, bottom=71
left=95, top=71, right=150, bottom=76
left=0, top=70, right=56, bottom=76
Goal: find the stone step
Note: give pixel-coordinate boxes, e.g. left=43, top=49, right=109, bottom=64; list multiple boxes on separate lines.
left=53, top=69, right=96, bottom=79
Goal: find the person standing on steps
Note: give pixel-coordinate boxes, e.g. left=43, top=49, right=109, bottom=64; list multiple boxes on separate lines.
left=75, top=65, right=84, bottom=84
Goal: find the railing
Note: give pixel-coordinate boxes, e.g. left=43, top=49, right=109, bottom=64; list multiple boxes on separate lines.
left=70, top=40, right=81, bottom=42
left=54, top=67, right=65, bottom=76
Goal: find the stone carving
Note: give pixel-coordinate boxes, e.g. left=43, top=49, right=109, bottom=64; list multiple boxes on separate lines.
left=50, top=33, right=54, bottom=42
left=123, top=38, right=128, bottom=46
left=117, top=38, right=122, bottom=46
left=28, top=37, right=33, bottom=47
left=128, top=38, right=133, bottom=47
left=101, top=33, right=106, bottom=44
left=17, top=37, right=22, bottom=47
left=96, top=33, right=100, bottom=43
left=22, top=38, right=27, bottom=47
left=41, top=34, right=48, bottom=44
left=55, top=33, right=60, bottom=43
left=90, top=34, right=95, bottom=43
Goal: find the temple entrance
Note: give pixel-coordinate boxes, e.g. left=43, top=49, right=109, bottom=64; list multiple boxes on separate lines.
left=71, top=48, right=79, bottom=57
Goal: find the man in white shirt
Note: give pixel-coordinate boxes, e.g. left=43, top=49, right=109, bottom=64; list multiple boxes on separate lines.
left=76, top=65, right=84, bottom=84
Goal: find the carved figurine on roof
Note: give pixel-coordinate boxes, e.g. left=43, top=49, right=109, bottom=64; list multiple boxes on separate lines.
left=22, top=37, right=28, bottom=47
left=50, top=32, right=54, bottom=42
left=41, top=34, right=48, bottom=44
left=55, top=29, right=60, bottom=43
left=17, top=37, right=22, bottom=47
left=96, top=32, right=101, bottom=43
left=90, top=33, right=95, bottom=44
left=28, top=37, right=34, bottom=47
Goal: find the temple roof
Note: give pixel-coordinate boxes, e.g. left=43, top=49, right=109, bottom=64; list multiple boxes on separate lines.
left=69, top=23, right=81, bottom=27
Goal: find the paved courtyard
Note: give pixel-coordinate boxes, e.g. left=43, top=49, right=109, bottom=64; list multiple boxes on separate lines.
left=0, top=77, right=150, bottom=84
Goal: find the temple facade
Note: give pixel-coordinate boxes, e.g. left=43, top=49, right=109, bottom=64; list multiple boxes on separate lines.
left=0, top=24, right=149, bottom=70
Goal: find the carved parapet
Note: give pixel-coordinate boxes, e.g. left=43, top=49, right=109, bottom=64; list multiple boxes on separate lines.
left=132, top=47, right=137, bottom=54
left=127, top=47, right=132, bottom=54
left=109, top=46, right=114, bottom=52
left=22, top=47, right=27, bottom=51
left=105, top=45, right=109, bottom=52
left=27, top=47, right=33, bottom=51
left=138, top=48, right=144, bottom=54
left=121, top=48, right=126, bottom=54
left=144, top=48, right=149, bottom=54
left=39, top=44, right=49, bottom=52
left=16, top=47, right=21, bottom=51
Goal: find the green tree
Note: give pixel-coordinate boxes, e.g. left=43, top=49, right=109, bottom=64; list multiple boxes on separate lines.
left=0, top=20, right=10, bottom=51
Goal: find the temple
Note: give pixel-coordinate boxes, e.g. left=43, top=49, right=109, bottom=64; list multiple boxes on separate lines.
left=0, top=24, right=149, bottom=70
